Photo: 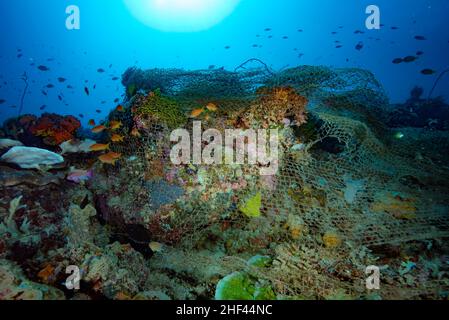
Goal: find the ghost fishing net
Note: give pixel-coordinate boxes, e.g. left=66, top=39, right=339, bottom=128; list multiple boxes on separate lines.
left=101, top=65, right=449, bottom=299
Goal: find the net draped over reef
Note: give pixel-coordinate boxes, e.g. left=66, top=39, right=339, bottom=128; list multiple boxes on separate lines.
left=95, top=65, right=449, bottom=299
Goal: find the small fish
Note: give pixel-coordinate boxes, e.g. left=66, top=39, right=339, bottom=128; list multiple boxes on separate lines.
left=90, top=143, right=109, bottom=152
left=131, top=127, right=141, bottom=137
left=355, top=42, right=364, bottom=51
left=114, top=98, right=120, bottom=103
left=97, top=68, right=105, bottom=73
left=206, top=103, right=218, bottom=112
left=190, top=108, right=204, bottom=118
left=282, top=36, right=289, bottom=39
left=392, top=58, right=403, bottom=64
left=264, top=28, right=271, bottom=32
left=92, top=125, right=107, bottom=133
left=67, top=169, right=94, bottom=184
left=46, top=84, right=54, bottom=88
left=37, top=65, right=50, bottom=71
left=297, top=29, right=303, bottom=32
left=0, top=99, right=5, bottom=104
left=58, top=95, right=62, bottom=101
left=84, top=87, right=90, bottom=95
left=98, top=152, right=122, bottom=165
left=109, top=120, right=122, bottom=130
left=116, top=105, right=124, bottom=112
left=40, top=105, right=46, bottom=110
left=394, top=132, right=404, bottom=139
left=67, top=85, right=74, bottom=89
left=335, top=45, right=342, bottom=49
left=88, top=119, right=96, bottom=126
left=57, top=77, right=66, bottom=83
left=111, top=77, right=119, bottom=81
left=111, top=134, right=124, bottom=143
left=403, top=56, right=417, bottom=63
left=354, top=30, right=365, bottom=34
left=149, top=242, right=163, bottom=253
left=41, top=90, right=47, bottom=96
left=421, top=69, right=436, bottom=75
left=416, top=51, right=424, bottom=56
left=391, top=26, right=399, bottom=30
left=17, top=54, right=23, bottom=58
left=414, top=35, right=426, bottom=40
left=96, top=109, right=102, bottom=113
left=224, top=46, right=231, bottom=49
left=78, top=114, right=84, bottom=118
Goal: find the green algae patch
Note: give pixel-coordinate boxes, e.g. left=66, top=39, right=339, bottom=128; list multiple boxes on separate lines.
left=239, top=192, right=262, bottom=218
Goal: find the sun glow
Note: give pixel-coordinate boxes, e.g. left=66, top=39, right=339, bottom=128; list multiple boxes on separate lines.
left=124, top=0, right=240, bottom=32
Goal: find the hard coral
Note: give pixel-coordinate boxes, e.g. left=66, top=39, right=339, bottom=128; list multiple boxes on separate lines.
left=241, top=87, right=308, bottom=129
left=29, top=113, right=81, bottom=146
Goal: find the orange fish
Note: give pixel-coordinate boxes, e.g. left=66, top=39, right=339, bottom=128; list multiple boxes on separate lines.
left=90, top=143, right=109, bottom=152
left=92, top=125, right=106, bottom=133
left=116, top=105, right=124, bottom=112
left=206, top=103, right=218, bottom=112
left=37, top=264, right=55, bottom=282
left=88, top=119, right=96, bottom=126
left=131, top=127, right=141, bottom=137
left=98, top=152, right=122, bottom=165
left=111, top=134, right=124, bottom=143
left=109, top=120, right=122, bottom=130
left=190, top=108, right=204, bottom=118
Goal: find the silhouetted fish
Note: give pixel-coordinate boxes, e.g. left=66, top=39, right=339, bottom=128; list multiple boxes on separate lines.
left=97, top=68, right=105, bottom=73
left=414, top=35, right=426, bottom=40
left=17, top=54, right=23, bottom=58
left=416, top=51, right=424, bottom=56
left=79, top=114, right=84, bottom=118
left=67, top=85, right=74, bottom=89
left=224, top=46, right=231, bottom=49
left=84, top=87, right=90, bottom=95
left=57, top=77, right=66, bottom=83
left=114, top=98, right=119, bottom=103
left=46, top=84, right=54, bottom=88
left=38, top=65, right=50, bottom=71
left=111, top=77, right=119, bottom=81
left=392, top=58, right=403, bottom=64
left=355, top=42, right=364, bottom=51
left=264, top=28, right=271, bottom=32
left=96, top=109, right=101, bottom=113
left=421, top=69, right=436, bottom=75
left=40, top=105, right=46, bottom=110
left=41, top=90, right=47, bottom=96
left=58, top=95, right=62, bottom=101
left=403, top=56, right=417, bottom=63
left=0, top=99, right=5, bottom=104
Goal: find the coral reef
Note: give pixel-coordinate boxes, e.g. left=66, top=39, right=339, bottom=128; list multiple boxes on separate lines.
left=0, top=65, right=448, bottom=301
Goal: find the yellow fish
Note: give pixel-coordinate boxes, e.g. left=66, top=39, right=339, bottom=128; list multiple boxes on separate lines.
left=131, top=127, right=141, bottom=137
left=92, top=125, right=106, bottom=133
left=149, top=242, right=163, bottom=253
left=109, top=120, right=122, bottom=130
left=98, top=152, right=122, bottom=165
left=90, top=143, right=109, bottom=152
left=190, top=108, right=204, bottom=118
left=206, top=103, right=218, bottom=112
left=111, top=134, right=124, bottom=143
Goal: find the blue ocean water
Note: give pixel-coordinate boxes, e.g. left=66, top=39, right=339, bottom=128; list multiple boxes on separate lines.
left=0, top=0, right=448, bottom=125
